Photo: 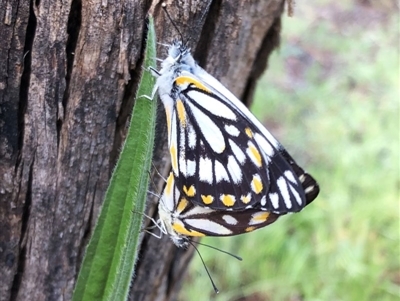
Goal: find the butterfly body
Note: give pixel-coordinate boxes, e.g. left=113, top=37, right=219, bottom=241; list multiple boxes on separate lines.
left=153, top=41, right=319, bottom=215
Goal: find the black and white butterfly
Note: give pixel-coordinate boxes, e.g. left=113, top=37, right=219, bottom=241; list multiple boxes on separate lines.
left=151, top=40, right=319, bottom=215
left=158, top=173, right=283, bottom=247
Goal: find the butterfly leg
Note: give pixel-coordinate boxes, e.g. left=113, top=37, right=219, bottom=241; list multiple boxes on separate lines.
left=138, top=80, right=159, bottom=100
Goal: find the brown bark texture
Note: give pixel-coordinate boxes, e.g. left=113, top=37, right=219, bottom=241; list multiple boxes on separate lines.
left=0, top=0, right=284, bottom=300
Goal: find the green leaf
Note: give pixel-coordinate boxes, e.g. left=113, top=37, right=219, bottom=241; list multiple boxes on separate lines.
left=72, top=17, right=157, bottom=301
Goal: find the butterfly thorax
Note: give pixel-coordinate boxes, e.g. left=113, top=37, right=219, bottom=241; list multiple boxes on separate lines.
left=159, top=42, right=194, bottom=76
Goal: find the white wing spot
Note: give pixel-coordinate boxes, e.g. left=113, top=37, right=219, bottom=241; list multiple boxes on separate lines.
left=225, top=125, right=240, bottom=137
left=179, top=150, right=187, bottom=176
left=269, top=192, right=279, bottom=209
left=187, top=90, right=237, bottom=120
left=227, top=156, right=242, bottom=184
left=186, top=160, right=196, bottom=177
left=178, top=119, right=186, bottom=175
left=187, top=102, right=226, bottom=153
left=305, top=185, right=315, bottom=194
left=215, top=160, right=230, bottom=182
left=277, top=177, right=292, bottom=209
left=289, top=185, right=303, bottom=206
left=261, top=195, right=267, bottom=206
left=222, top=215, right=238, bottom=225
left=199, top=156, right=213, bottom=184
left=185, top=218, right=232, bottom=235
left=170, top=114, right=179, bottom=175
left=183, top=205, right=214, bottom=216
left=169, top=109, right=177, bottom=147
left=284, top=170, right=297, bottom=184
left=188, top=124, right=197, bottom=149
left=229, top=139, right=246, bottom=164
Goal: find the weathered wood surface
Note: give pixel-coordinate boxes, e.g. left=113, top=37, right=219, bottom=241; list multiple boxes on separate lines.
left=0, top=1, right=284, bottom=300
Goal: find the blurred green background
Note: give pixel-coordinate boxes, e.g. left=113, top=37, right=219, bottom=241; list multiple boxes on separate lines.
left=179, top=1, right=399, bottom=300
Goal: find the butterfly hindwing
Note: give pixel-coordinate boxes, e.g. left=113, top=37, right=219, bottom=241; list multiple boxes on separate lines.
left=158, top=173, right=281, bottom=247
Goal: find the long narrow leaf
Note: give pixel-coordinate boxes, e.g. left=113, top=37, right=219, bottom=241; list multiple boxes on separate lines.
left=73, top=17, right=157, bottom=301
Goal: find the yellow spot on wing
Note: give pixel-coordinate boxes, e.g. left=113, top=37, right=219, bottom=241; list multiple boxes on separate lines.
left=201, top=195, right=214, bottom=205
left=245, top=226, right=256, bottom=232
left=249, top=144, right=262, bottom=167
left=251, top=175, right=263, bottom=194
left=170, top=145, right=178, bottom=173
left=220, top=194, right=235, bottom=207
left=183, top=185, right=196, bottom=197
left=175, top=76, right=210, bottom=93
left=165, top=173, right=174, bottom=196
left=172, top=222, right=205, bottom=237
left=176, top=197, right=188, bottom=213
left=245, top=127, right=253, bottom=138
left=165, top=107, right=171, bottom=135
left=176, top=99, right=186, bottom=127
left=252, top=212, right=270, bottom=223
left=240, top=194, right=251, bottom=204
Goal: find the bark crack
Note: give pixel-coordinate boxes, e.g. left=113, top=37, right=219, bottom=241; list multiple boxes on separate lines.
left=241, top=4, right=283, bottom=105
left=75, top=187, right=95, bottom=275
left=193, top=0, right=222, bottom=67
left=4, top=3, right=15, bottom=100
left=17, top=0, right=36, bottom=167
left=10, top=158, right=34, bottom=301
left=59, top=0, right=82, bottom=147
left=110, top=18, right=148, bottom=168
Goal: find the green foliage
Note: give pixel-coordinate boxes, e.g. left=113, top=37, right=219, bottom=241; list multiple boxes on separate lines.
left=72, top=17, right=157, bottom=301
left=180, top=2, right=399, bottom=300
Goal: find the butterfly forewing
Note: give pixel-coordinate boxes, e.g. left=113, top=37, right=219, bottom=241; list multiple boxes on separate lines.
left=169, top=72, right=318, bottom=213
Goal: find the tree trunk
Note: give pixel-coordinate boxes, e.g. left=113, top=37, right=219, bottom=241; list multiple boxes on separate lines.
left=0, top=0, right=284, bottom=300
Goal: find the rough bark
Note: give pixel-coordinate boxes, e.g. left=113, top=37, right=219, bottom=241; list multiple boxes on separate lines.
left=0, top=0, right=284, bottom=300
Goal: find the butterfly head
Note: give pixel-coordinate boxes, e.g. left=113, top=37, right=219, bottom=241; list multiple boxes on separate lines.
left=158, top=208, right=190, bottom=248
left=161, top=40, right=195, bottom=72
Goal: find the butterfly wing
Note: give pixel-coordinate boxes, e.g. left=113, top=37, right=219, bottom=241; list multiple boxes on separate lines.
left=159, top=172, right=281, bottom=239
left=179, top=205, right=281, bottom=237
left=166, top=71, right=319, bottom=213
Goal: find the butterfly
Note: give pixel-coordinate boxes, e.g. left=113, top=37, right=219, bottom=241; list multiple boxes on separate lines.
left=150, top=40, right=319, bottom=214
left=158, top=172, right=283, bottom=248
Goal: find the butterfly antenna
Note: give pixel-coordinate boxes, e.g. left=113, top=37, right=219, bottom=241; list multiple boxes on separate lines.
left=189, top=240, right=219, bottom=294
left=161, top=2, right=185, bottom=43
left=189, top=239, right=242, bottom=261
left=199, top=1, right=212, bottom=24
